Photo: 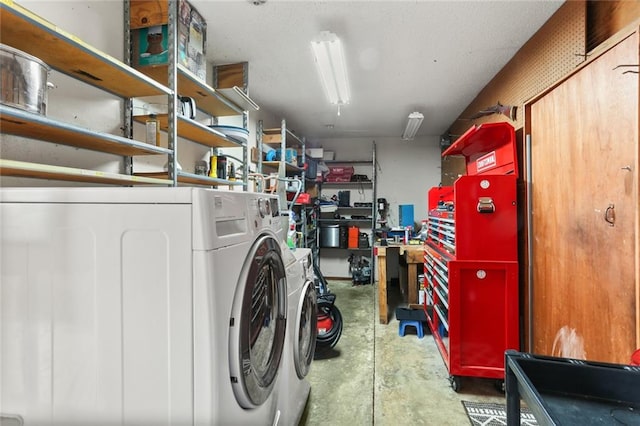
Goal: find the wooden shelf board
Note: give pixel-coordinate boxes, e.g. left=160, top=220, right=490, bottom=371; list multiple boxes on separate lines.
left=139, top=65, right=242, bottom=117
left=262, top=161, right=303, bottom=174
left=135, top=171, right=245, bottom=187
left=336, top=206, right=374, bottom=210
left=262, top=128, right=303, bottom=148
left=0, top=1, right=170, bottom=98
left=1, top=105, right=171, bottom=156
left=318, top=219, right=373, bottom=224
left=133, top=115, right=243, bottom=148
left=0, top=159, right=172, bottom=185
left=322, top=181, right=373, bottom=186
left=324, top=160, right=374, bottom=164
left=321, top=247, right=372, bottom=251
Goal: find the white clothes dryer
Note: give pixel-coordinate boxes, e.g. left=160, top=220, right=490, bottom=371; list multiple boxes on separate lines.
left=196, top=189, right=287, bottom=425
left=0, top=187, right=286, bottom=426
left=278, top=247, right=318, bottom=425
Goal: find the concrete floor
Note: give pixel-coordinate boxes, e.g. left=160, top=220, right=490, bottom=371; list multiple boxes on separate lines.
left=300, top=280, right=505, bottom=425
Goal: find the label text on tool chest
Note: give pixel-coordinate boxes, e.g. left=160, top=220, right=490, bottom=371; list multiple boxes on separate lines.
left=476, top=151, right=496, bottom=173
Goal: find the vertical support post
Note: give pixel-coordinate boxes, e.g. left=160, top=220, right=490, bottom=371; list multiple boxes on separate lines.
left=242, top=62, right=250, bottom=189
left=243, top=111, right=249, bottom=187
left=301, top=136, right=307, bottom=246
left=257, top=120, right=264, bottom=192
left=242, top=62, right=249, bottom=91
left=371, top=140, right=377, bottom=284
left=167, top=0, right=178, bottom=186
left=278, top=119, right=287, bottom=210
left=122, top=0, right=133, bottom=178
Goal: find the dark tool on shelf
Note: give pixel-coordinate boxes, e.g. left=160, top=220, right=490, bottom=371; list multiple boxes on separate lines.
left=377, top=198, right=388, bottom=224
left=377, top=197, right=390, bottom=245
left=348, top=253, right=371, bottom=285
left=358, top=232, right=370, bottom=248
left=437, top=200, right=455, bottom=211
left=350, top=174, right=369, bottom=182
left=337, top=190, right=350, bottom=207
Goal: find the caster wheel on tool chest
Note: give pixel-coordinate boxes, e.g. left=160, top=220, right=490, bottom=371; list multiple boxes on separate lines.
left=494, top=379, right=505, bottom=393
left=449, top=376, right=462, bottom=392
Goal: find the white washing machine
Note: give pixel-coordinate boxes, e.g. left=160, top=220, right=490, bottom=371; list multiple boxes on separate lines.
left=278, top=247, right=318, bottom=425
left=0, top=187, right=286, bottom=425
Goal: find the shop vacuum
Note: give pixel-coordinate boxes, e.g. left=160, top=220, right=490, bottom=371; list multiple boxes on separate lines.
left=348, top=253, right=371, bottom=285
left=313, top=262, right=343, bottom=357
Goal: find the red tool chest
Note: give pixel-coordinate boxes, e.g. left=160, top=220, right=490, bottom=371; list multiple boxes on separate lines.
left=424, top=122, right=519, bottom=392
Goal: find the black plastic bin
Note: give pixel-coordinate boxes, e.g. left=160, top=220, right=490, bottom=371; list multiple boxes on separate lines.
left=505, top=351, right=640, bottom=425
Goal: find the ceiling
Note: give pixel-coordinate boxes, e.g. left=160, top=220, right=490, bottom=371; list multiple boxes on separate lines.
left=198, top=0, right=564, bottom=143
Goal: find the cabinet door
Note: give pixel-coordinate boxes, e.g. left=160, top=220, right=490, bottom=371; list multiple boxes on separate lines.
left=529, top=30, right=638, bottom=364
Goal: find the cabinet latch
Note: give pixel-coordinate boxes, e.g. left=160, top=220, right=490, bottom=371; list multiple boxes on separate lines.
left=604, top=203, right=615, bottom=226
left=477, top=197, right=495, bottom=214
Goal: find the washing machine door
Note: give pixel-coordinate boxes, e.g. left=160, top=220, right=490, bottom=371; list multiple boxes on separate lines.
left=294, top=280, right=318, bottom=379
left=230, top=234, right=287, bottom=408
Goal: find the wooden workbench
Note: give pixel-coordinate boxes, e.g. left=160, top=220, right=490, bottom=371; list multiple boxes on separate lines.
left=375, top=243, right=424, bottom=324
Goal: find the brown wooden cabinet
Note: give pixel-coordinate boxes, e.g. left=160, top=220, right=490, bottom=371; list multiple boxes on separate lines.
left=524, top=24, right=639, bottom=364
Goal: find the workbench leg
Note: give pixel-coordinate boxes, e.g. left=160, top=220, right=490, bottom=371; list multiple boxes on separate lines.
left=378, top=255, right=388, bottom=324
left=408, top=263, right=418, bottom=305
left=399, top=264, right=407, bottom=301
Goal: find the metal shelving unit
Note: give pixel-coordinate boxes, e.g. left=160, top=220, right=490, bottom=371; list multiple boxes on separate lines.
left=0, top=0, right=173, bottom=185
left=0, top=0, right=249, bottom=187
left=257, top=119, right=304, bottom=178
left=256, top=119, right=316, bottom=249
left=126, top=0, right=248, bottom=188
left=317, top=142, right=377, bottom=283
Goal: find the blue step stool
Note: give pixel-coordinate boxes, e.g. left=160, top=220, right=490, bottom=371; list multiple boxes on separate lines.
left=399, top=319, right=424, bottom=338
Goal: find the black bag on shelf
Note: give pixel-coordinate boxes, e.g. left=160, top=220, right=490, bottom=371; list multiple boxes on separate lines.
left=358, top=232, right=370, bottom=248
left=338, top=191, right=350, bottom=207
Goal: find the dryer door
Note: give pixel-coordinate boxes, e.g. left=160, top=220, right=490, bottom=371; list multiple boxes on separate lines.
left=230, top=234, right=287, bottom=408
left=294, top=280, right=318, bottom=379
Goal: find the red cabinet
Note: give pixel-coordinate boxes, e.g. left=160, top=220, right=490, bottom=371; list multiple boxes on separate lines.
left=424, top=122, right=519, bottom=392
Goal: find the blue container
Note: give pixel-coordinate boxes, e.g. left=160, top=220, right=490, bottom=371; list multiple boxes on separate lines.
left=273, top=148, right=298, bottom=165
left=399, top=204, right=414, bottom=228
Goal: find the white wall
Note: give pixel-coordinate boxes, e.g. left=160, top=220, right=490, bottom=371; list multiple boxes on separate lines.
left=311, top=136, right=442, bottom=279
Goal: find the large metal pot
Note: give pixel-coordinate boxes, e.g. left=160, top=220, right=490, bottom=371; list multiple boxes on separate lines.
left=0, top=43, right=50, bottom=115
left=320, top=225, right=341, bottom=248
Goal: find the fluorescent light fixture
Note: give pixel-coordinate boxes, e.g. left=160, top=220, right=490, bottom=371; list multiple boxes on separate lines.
left=311, top=31, right=350, bottom=105
left=402, top=112, right=424, bottom=140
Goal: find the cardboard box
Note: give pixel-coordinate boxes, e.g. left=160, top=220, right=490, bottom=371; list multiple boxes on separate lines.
left=131, top=0, right=207, bottom=81
left=323, top=151, right=335, bottom=161
left=306, top=148, right=324, bottom=159
left=307, top=185, right=318, bottom=198
left=133, top=25, right=169, bottom=67
left=328, top=166, right=354, bottom=175
left=250, top=147, right=260, bottom=163
left=213, top=62, right=246, bottom=89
